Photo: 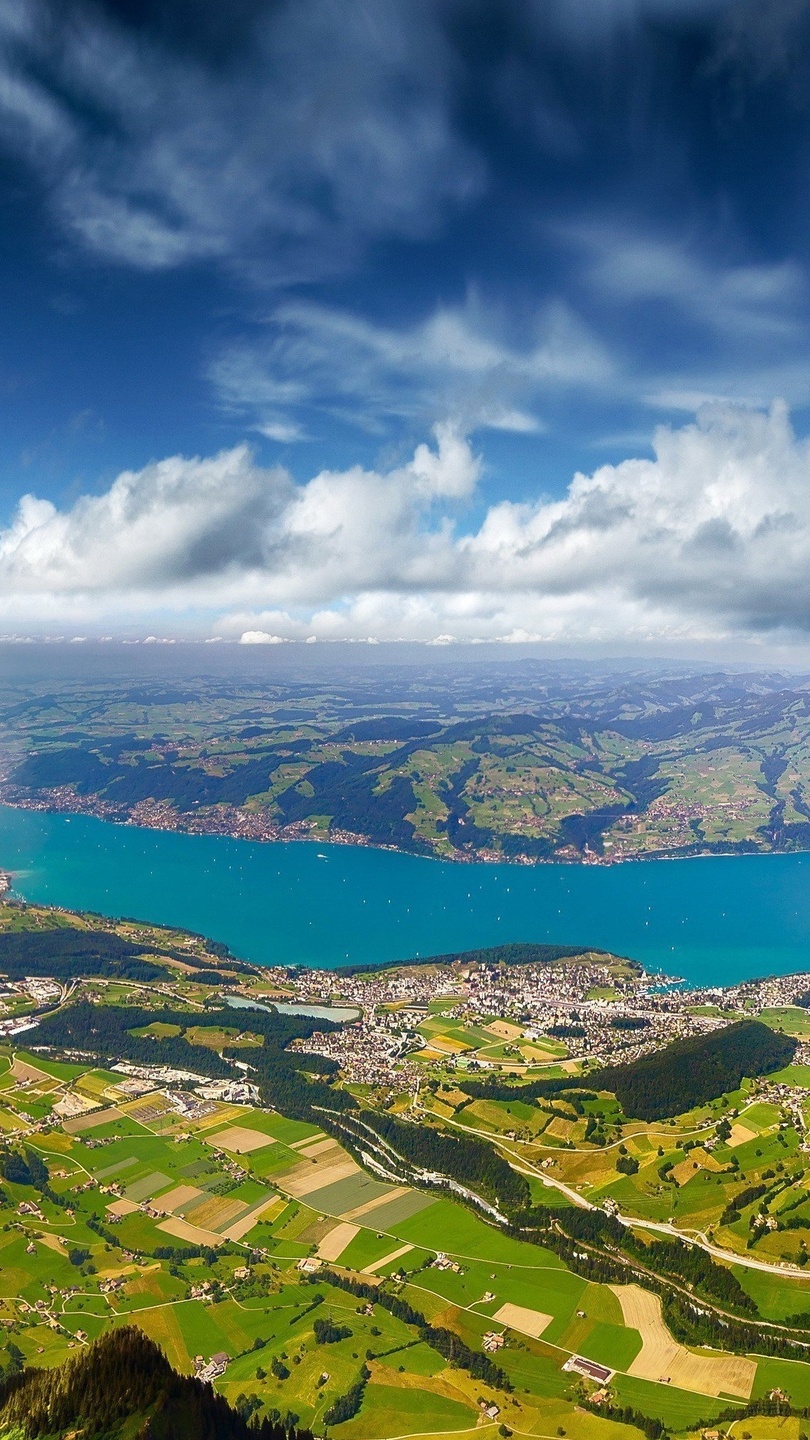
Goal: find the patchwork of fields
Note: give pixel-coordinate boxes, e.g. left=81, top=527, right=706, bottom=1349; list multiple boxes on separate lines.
left=2, top=893, right=810, bottom=1440
left=0, top=1038, right=799, bottom=1440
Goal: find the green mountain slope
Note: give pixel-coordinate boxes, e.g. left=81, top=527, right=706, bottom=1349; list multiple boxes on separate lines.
left=9, top=664, right=810, bottom=860
left=0, top=1327, right=313, bottom=1440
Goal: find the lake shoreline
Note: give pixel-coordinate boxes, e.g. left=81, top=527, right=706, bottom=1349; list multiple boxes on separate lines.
left=2, top=801, right=810, bottom=987
left=0, top=790, right=794, bottom=871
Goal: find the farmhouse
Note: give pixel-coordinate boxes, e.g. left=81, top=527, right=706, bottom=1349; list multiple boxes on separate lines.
left=563, top=1356, right=614, bottom=1384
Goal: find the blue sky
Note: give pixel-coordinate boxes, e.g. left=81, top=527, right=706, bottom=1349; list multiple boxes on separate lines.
left=1, top=0, right=810, bottom=648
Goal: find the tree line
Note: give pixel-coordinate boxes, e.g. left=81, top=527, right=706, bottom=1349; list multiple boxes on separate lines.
left=361, top=1111, right=529, bottom=1212
left=316, top=1270, right=511, bottom=1390
left=334, top=942, right=598, bottom=977
left=0, top=926, right=164, bottom=982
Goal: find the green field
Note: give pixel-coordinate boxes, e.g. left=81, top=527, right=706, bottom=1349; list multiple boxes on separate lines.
left=3, top=889, right=810, bottom=1440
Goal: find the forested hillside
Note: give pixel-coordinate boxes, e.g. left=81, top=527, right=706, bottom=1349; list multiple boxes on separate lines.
left=337, top=941, right=605, bottom=975
left=0, top=1326, right=313, bottom=1440
left=592, top=1020, right=796, bottom=1120
left=0, top=926, right=164, bottom=981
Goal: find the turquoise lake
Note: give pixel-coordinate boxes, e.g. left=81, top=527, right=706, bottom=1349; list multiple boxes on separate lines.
left=1, top=802, right=810, bottom=986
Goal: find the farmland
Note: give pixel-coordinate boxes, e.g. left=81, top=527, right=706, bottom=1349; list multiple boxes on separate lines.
left=0, top=1042, right=692, bottom=1439
left=3, top=906, right=810, bottom=1436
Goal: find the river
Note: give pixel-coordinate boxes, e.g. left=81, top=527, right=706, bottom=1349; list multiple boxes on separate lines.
left=1, top=802, right=810, bottom=985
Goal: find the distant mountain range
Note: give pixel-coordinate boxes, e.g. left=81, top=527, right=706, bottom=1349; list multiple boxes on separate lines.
left=4, top=663, right=810, bottom=862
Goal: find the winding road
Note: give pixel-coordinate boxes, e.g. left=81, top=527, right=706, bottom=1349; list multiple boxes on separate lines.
left=439, top=1110, right=810, bottom=1282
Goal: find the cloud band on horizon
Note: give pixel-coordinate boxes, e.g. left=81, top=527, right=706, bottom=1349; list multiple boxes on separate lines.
left=1, top=403, right=809, bottom=647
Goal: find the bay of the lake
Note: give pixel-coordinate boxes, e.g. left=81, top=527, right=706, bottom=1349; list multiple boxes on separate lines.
left=2, top=802, right=810, bottom=986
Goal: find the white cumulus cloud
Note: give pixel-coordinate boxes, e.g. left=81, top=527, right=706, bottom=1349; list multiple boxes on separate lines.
left=2, top=403, right=810, bottom=648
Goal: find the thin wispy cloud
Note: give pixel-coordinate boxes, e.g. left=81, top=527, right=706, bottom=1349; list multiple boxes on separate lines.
left=575, top=226, right=805, bottom=341
left=211, top=298, right=611, bottom=440
left=0, top=0, right=481, bottom=280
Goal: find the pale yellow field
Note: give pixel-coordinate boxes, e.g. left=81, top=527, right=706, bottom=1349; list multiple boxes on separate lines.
left=98, top=1262, right=137, bottom=1281
left=519, top=1043, right=559, bottom=1061
left=728, top=1123, right=757, bottom=1147
left=362, top=1243, right=414, bottom=1275
left=157, top=1215, right=224, bottom=1246
left=292, top=1136, right=342, bottom=1163
left=106, top=1198, right=138, bottom=1216
left=297, top=1137, right=339, bottom=1159
left=492, top=1302, right=553, bottom=1339
left=121, top=1303, right=191, bottom=1372
left=485, top=1020, right=524, bottom=1040
left=280, top=1144, right=361, bottom=1197
left=343, top=1185, right=409, bottom=1220
left=610, top=1284, right=756, bottom=1398
left=152, top=1183, right=204, bottom=1213
left=63, top=1105, right=124, bottom=1134
left=545, top=1116, right=575, bottom=1140
left=34, top=1232, right=67, bottom=1255
left=426, top=1035, right=470, bottom=1054
left=671, top=1148, right=723, bottom=1185
left=185, top=1195, right=246, bottom=1230
left=222, top=1196, right=286, bottom=1241
left=316, top=1221, right=360, bottom=1261
left=11, top=1058, right=57, bottom=1085
left=183, top=1103, right=245, bottom=1133
left=290, top=1131, right=326, bottom=1149
left=206, top=1125, right=276, bottom=1154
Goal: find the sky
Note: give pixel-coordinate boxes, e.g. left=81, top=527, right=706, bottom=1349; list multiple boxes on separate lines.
left=1, top=0, right=810, bottom=650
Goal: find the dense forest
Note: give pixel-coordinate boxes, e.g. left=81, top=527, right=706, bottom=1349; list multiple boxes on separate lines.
left=36, top=997, right=332, bottom=1057
left=12, top=744, right=293, bottom=812
left=458, top=1074, right=593, bottom=1103
left=0, top=926, right=165, bottom=982
left=0, top=1326, right=313, bottom=1440
left=591, top=1020, right=796, bottom=1120
left=460, top=1021, right=795, bottom=1118
left=0, top=922, right=248, bottom=983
